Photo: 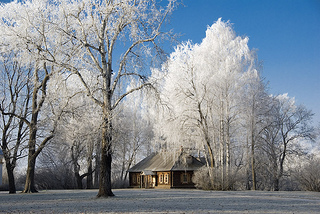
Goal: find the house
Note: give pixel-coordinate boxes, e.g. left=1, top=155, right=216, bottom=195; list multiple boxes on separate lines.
left=127, top=152, right=204, bottom=189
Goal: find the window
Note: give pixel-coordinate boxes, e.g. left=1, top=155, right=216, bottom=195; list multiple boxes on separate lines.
left=164, top=174, right=169, bottom=184
left=137, top=175, right=140, bottom=184
left=132, top=174, right=137, bottom=184
left=159, top=174, right=163, bottom=184
left=181, top=173, right=189, bottom=184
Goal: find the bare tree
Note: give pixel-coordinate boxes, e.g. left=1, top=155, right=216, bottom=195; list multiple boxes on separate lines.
left=53, top=0, right=177, bottom=197
left=261, top=94, right=315, bottom=191
left=112, top=85, right=153, bottom=186
left=0, top=52, right=31, bottom=193
left=294, top=155, right=320, bottom=191
left=0, top=0, right=72, bottom=192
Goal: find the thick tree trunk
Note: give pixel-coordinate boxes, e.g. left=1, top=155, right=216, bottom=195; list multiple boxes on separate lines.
left=23, top=156, right=37, bottom=193
left=6, top=163, right=16, bottom=194
left=97, top=114, right=114, bottom=197
left=71, top=145, right=83, bottom=189
left=94, top=142, right=100, bottom=188
left=97, top=141, right=114, bottom=197
left=273, top=177, right=280, bottom=191
left=75, top=172, right=83, bottom=189
left=86, top=162, right=93, bottom=189
left=96, top=49, right=114, bottom=197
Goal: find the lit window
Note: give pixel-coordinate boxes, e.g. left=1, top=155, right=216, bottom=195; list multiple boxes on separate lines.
left=164, top=174, right=169, bottom=184
left=159, top=174, right=163, bottom=183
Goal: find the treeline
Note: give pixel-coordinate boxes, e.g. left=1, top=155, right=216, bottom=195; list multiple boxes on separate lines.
left=148, top=19, right=319, bottom=191
left=0, top=0, right=319, bottom=195
left=0, top=0, right=175, bottom=196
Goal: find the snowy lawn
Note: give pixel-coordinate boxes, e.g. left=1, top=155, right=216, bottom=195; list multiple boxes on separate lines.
left=0, top=189, right=319, bottom=213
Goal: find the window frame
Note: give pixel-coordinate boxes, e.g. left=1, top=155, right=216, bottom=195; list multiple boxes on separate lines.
left=181, top=172, right=189, bottom=184
left=159, top=174, right=164, bottom=184
left=164, top=173, right=169, bottom=184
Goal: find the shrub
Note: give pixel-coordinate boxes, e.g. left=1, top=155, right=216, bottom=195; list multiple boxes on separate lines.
left=294, top=157, right=320, bottom=192
left=192, top=166, right=214, bottom=190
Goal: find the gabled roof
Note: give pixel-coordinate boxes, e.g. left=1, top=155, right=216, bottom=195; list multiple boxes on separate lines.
left=128, top=152, right=204, bottom=173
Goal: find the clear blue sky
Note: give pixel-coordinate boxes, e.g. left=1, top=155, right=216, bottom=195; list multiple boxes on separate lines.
left=1, top=0, right=319, bottom=124
left=167, top=0, right=320, bottom=125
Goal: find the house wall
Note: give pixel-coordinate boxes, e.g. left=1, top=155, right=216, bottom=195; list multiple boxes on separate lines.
left=129, top=171, right=196, bottom=189
left=129, top=172, right=141, bottom=187
left=129, top=172, right=157, bottom=188
left=143, top=175, right=156, bottom=188
left=171, top=171, right=195, bottom=188
left=156, top=171, right=171, bottom=189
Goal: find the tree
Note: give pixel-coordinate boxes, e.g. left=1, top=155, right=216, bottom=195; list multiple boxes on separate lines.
left=52, top=0, right=177, bottom=197
left=45, top=72, right=103, bottom=189
left=294, top=155, right=320, bottom=191
left=112, top=82, right=153, bottom=186
left=261, top=94, right=315, bottom=190
left=151, top=18, right=257, bottom=189
left=0, top=52, right=31, bottom=193
left=240, top=69, right=270, bottom=190
left=0, top=0, right=71, bottom=192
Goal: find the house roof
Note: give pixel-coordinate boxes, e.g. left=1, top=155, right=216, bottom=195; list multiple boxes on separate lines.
left=128, top=152, right=204, bottom=173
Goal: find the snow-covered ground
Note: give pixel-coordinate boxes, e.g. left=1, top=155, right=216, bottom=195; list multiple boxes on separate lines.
left=0, top=189, right=319, bottom=213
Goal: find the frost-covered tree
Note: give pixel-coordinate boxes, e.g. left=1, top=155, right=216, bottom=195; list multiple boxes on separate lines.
left=44, top=72, right=103, bottom=189
left=0, top=0, right=73, bottom=193
left=52, top=0, right=176, bottom=197
left=1, top=0, right=175, bottom=196
left=0, top=52, right=31, bottom=193
left=112, top=82, right=153, bottom=186
left=240, top=69, right=271, bottom=190
left=151, top=18, right=257, bottom=189
left=260, top=94, right=315, bottom=190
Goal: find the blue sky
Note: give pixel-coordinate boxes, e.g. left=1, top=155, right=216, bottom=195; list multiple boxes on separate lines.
left=167, top=0, right=320, bottom=125
left=1, top=0, right=319, bottom=124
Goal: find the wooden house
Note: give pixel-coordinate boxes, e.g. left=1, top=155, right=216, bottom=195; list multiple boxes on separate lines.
left=127, top=152, right=204, bottom=189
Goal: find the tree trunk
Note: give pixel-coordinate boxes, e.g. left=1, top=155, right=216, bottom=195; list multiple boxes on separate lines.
left=94, top=141, right=100, bottom=188
left=75, top=172, right=83, bottom=189
left=97, top=115, right=114, bottom=197
left=6, top=163, right=16, bottom=194
left=71, top=145, right=83, bottom=189
left=251, top=136, right=256, bottom=190
left=273, top=177, right=280, bottom=191
left=245, top=134, right=251, bottom=190
left=23, top=155, right=37, bottom=193
left=86, top=161, right=93, bottom=189
left=22, top=68, right=43, bottom=194
left=97, top=47, right=114, bottom=197
left=97, top=141, right=114, bottom=197
left=250, top=105, right=256, bottom=191
left=251, top=152, right=256, bottom=191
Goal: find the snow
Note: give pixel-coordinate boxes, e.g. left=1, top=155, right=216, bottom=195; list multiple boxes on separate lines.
left=0, top=189, right=319, bottom=213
